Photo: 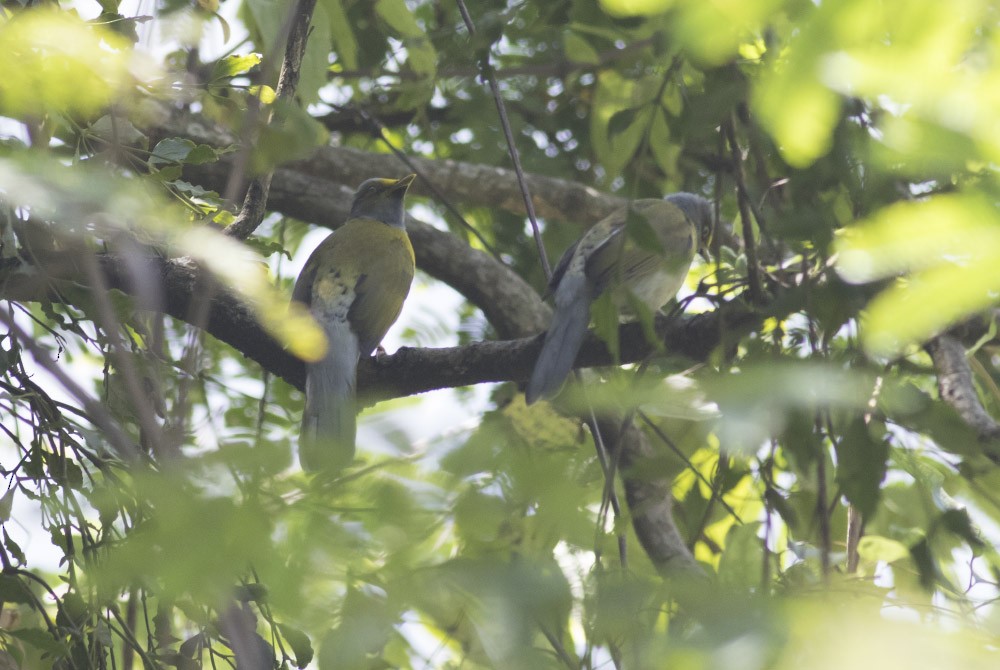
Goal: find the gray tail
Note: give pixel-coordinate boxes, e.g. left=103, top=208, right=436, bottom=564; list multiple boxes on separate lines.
left=525, top=272, right=592, bottom=404
left=300, top=330, right=360, bottom=472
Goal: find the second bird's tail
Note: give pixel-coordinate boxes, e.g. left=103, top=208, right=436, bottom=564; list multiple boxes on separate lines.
left=300, top=329, right=360, bottom=472
left=525, top=271, right=592, bottom=404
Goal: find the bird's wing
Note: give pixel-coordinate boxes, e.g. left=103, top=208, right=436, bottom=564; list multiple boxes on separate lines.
left=546, top=237, right=580, bottom=299
left=344, top=226, right=415, bottom=355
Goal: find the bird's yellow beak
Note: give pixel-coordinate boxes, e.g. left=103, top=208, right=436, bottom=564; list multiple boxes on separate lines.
left=392, top=174, right=417, bottom=192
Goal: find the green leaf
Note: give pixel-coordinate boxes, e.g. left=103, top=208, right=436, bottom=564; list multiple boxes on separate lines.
left=277, top=624, right=314, bottom=669
left=375, top=0, right=436, bottom=78
left=857, top=535, right=910, bottom=564
left=624, top=206, right=665, bottom=255
left=0, top=155, right=328, bottom=364
left=0, top=488, right=14, bottom=522
left=590, top=290, right=620, bottom=363
left=718, top=522, right=764, bottom=590
left=909, top=537, right=937, bottom=590
left=563, top=31, right=600, bottom=65
left=607, top=107, right=640, bottom=143
left=210, top=53, right=262, bottom=80
left=323, top=0, right=358, bottom=70
left=648, top=108, right=679, bottom=176
left=150, top=138, right=196, bottom=166
left=836, top=195, right=1000, bottom=356
left=937, top=509, right=983, bottom=549
left=834, top=417, right=888, bottom=519
left=4, top=530, right=26, bottom=566
left=8, top=628, right=69, bottom=657
left=0, top=11, right=138, bottom=118
left=704, top=360, right=878, bottom=454
left=591, top=71, right=656, bottom=179
left=244, top=0, right=330, bottom=104
left=0, top=575, right=33, bottom=604
left=252, top=101, right=330, bottom=173
left=598, top=0, right=675, bottom=17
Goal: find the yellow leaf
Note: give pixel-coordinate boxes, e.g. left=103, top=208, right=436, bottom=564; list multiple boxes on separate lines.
left=0, top=9, right=139, bottom=118
left=598, top=0, right=674, bottom=17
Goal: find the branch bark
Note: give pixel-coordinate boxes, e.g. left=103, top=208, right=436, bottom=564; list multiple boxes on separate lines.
left=223, top=0, right=319, bottom=240
left=927, top=334, right=1000, bottom=444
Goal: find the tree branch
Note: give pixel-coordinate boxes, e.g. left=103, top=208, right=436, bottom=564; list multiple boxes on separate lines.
left=0, top=254, right=753, bottom=401
left=223, top=0, right=318, bottom=240
left=927, top=335, right=1000, bottom=444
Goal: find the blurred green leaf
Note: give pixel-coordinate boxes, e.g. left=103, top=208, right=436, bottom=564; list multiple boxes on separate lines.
left=598, top=0, right=674, bottom=17
left=210, top=53, right=262, bottom=80
left=564, top=31, right=600, bottom=64
left=857, top=535, right=909, bottom=564
left=324, top=0, right=358, bottom=69
left=834, top=417, right=888, bottom=519
left=0, top=155, right=327, bottom=362
left=0, top=9, right=149, bottom=118
left=277, top=623, right=314, bottom=669
left=837, top=195, right=1000, bottom=356
left=704, top=360, right=877, bottom=453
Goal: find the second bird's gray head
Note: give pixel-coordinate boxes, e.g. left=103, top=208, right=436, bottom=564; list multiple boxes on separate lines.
left=349, top=174, right=416, bottom=228
left=665, top=192, right=715, bottom=250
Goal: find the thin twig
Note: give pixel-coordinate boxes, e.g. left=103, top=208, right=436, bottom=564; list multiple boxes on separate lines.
left=816, top=415, right=832, bottom=580
left=585, top=404, right=628, bottom=570
left=223, top=0, right=319, bottom=240
left=723, top=116, right=762, bottom=304
left=537, top=622, right=577, bottom=670
left=454, top=0, right=551, bottom=279
left=81, top=251, right=172, bottom=460
left=0, top=308, right=139, bottom=461
left=638, top=411, right=743, bottom=522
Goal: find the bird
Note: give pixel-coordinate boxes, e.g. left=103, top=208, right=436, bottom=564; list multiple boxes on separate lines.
left=293, top=174, right=416, bottom=472
left=524, top=193, right=714, bottom=405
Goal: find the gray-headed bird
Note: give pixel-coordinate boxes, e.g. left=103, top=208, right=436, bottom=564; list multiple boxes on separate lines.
left=293, top=174, right=416, bottom=472
left=525, top=193, right=714, bottom=404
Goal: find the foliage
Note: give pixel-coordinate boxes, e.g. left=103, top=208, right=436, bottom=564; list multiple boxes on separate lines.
left=1, top=0, right=1000, bottom=668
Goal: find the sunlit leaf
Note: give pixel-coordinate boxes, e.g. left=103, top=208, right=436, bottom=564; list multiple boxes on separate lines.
left=857, top=536, right=909, bottom=564
left=703, top=360, right=877, bottom=453
left=210, top=53, right=262, bottom=80
left=243, top=0, right=330, bottom=105
left=375, top=0, right=436, bottom=78
left=0, top=8, right=154, bottom=118
left=598, top=0, right=674, bottom=17
left=324, top=0, right=358, bottom=70
left=836, top=195, right=1000, bottom=356
left=0, top=156, right=327, bottom=362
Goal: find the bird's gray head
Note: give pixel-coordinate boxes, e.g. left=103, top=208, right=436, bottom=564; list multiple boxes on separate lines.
left=665, top=192, right=714, bottom=249
left=349, top=174, right=416, bottom=228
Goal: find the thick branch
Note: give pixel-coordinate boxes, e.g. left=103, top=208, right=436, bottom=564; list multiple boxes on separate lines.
left=596, top=417, right=704, bottom=575
left=927, top=335, right=1000, bottom=443
left=152, top=109, right=624, bottom=227
left=0, top=254, right=752, bottom=401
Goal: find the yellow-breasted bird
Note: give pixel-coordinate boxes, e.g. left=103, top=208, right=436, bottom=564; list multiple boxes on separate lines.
left=293, top=174, right=416, bottom=471
left=525, top=193, right=714, bottom=404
